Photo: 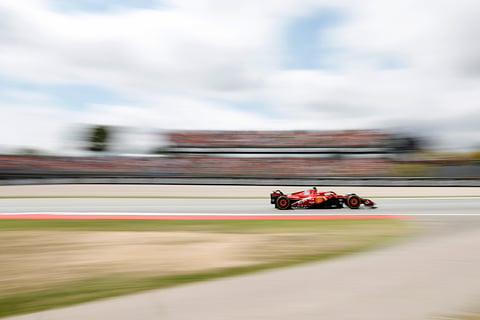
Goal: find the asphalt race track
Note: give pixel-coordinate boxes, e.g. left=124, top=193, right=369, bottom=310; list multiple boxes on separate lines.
left=1, top=197, right=479, bottom=216
left=3, top=196, right=480, bottom=320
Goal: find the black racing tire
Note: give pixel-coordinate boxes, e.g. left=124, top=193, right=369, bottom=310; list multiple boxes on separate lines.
left=275, top=195, right=291, bottom=210
left=346, top=195, right=361, bottom=209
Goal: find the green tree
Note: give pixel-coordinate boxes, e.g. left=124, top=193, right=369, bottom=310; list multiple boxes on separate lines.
left=86, top=125, right=111, bottom=152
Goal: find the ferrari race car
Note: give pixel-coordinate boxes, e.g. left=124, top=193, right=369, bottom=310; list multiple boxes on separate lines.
left=270, top=187, right=376, bottom=210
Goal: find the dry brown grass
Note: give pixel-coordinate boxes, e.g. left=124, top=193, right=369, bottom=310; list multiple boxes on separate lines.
left=0, top=219, right=407, bottom=317
left=0, top=223, right=402, bottom=296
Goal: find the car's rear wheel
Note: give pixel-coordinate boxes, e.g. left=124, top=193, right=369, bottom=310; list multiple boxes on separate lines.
left=346, top=194, right=361, bottom=209
left=275, top=195, right=291, bottom=210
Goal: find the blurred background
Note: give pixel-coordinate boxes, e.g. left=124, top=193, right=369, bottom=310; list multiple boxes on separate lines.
left=0, top=0, right=479, bottom=180
left=1, top=128, right=478, bottom=180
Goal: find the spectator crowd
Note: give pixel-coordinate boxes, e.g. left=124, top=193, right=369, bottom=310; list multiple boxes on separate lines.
left=0, top=130, right=421, bottom=178
left=0, top=154, right=393, bottom=177
left=167, top=130, right=393, bottom=148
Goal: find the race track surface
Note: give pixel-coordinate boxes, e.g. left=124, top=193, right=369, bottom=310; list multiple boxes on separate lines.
left=1, top=197, right=479, bottom=216
left=3, top=195, right=480, bottom=320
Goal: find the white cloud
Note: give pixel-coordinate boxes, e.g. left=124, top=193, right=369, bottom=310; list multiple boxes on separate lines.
left=0, top=0, right=281, bottom=91
left=0, top=0, right=479, bottom=152
left=0, top=104, right=73, bottom=152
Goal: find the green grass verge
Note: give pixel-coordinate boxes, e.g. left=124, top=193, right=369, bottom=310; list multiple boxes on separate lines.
left=0, top=218, right=400, bottom=233
left=0, top=218, right=409, bottom=318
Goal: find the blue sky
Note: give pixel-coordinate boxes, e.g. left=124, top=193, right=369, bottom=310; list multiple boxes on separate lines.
left=53, top=0, right=160, bottom=13
left=284, top=8, right=343, bottom=70
left=0, top=0, right=479, bottom=153
left=0, top=76, right=131, bottom=110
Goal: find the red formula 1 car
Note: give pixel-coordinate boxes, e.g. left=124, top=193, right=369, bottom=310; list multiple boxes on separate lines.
left=270, top=187, right=376, bottom=210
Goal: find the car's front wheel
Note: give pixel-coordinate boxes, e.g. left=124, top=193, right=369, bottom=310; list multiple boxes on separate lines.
left=346, top=194, right=361, bottom=209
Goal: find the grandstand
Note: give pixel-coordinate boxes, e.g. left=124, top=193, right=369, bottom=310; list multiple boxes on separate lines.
left=163, top=130, right=399, bottom=156
left=0, top=130, right=427, bottom=179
